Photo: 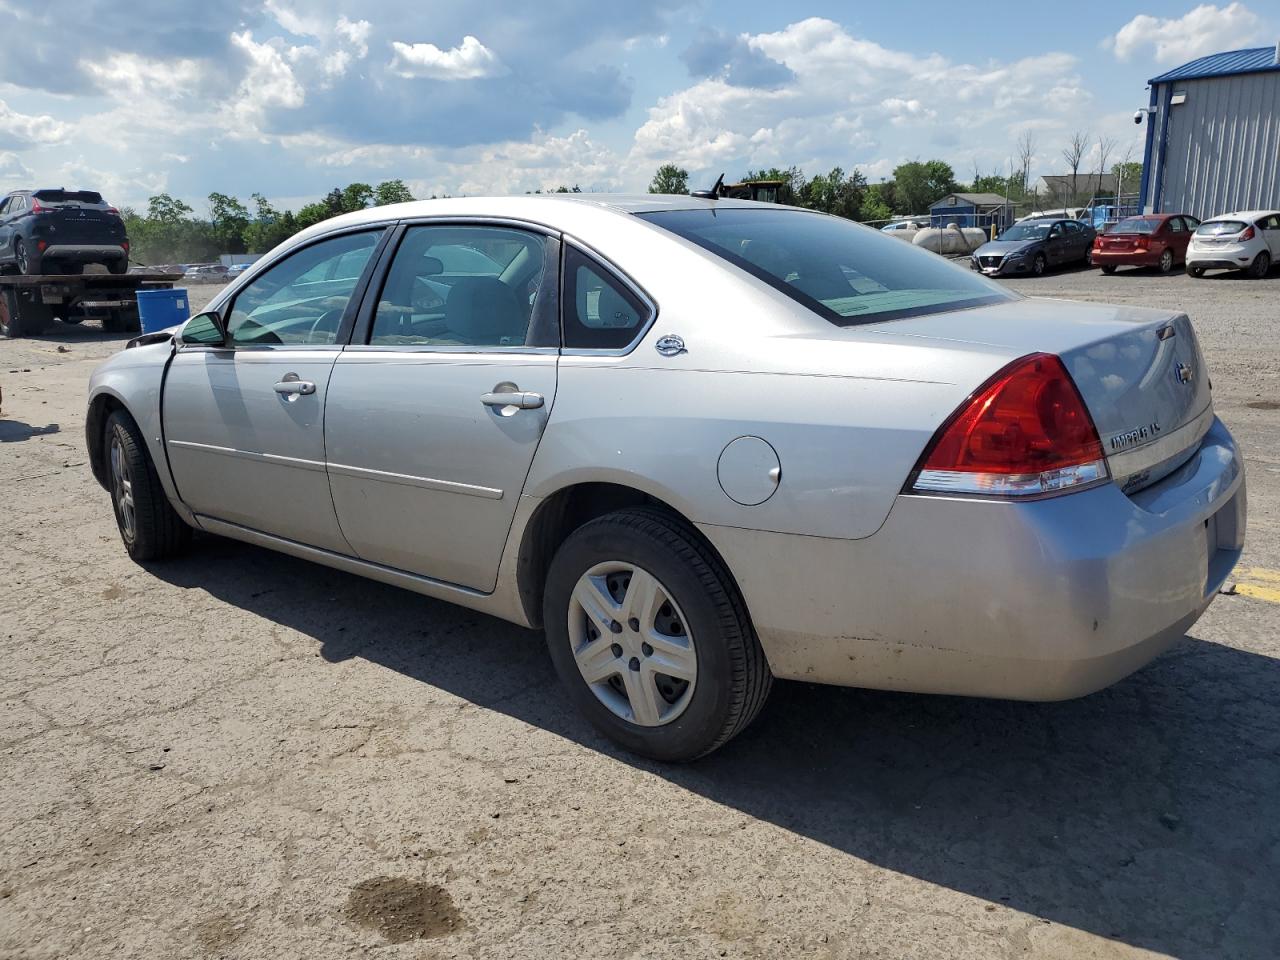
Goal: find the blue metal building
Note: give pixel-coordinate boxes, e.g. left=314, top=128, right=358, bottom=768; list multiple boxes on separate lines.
left=1140, top=45, right=1280, bottom=218
left=927, top=193, right=1014, bottom=230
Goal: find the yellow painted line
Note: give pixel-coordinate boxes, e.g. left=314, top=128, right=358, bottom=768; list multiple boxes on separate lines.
left=1237, top=567, right=1280, bottom=584
left=1235, top=583, right=1280, bottom=604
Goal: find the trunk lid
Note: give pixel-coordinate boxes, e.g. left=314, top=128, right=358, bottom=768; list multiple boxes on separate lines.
left=868, top=297, right=1213, bottom=492
left=32, top=189, right=125, bottom=245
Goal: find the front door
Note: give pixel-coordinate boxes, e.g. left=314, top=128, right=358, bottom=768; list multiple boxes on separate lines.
left=324, top=223, right=559, bottom=592
left=163, top=229, right=384, bottom=552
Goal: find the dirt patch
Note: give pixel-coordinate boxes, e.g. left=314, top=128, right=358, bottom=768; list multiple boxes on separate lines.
left=1246, top=400, right=1280, bottom=410
left=343, top=877, right=464, bottom=944
left=194, top=914, right=249, bottom=952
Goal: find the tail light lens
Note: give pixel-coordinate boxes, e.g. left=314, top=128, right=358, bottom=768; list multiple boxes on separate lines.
left=29, top=200, right=44, bottom=214
left=122, top=239, right=129, bottom=251
left=1240, top=226, right=1255, bottom=241
left=909, top=353, right=1108, bottom=498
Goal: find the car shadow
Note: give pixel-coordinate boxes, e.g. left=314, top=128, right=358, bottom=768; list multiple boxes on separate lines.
left=0, top=419, right=60, bottom=442
left=149, top=535, right=1279, bottom=958
left=28, top=320, right=136, bottom=343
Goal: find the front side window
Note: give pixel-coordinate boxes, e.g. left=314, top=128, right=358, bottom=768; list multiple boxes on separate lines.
left=562, top=247, right=651, bottom=350
left=369, top=225, right=552, bottom=348
left=226, top=230, right=380, bottom=346
left=640, top=208, right=1012, bottom=326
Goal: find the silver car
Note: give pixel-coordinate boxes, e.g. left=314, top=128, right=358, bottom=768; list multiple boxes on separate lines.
left=85, top=196, right=1246, bottom=760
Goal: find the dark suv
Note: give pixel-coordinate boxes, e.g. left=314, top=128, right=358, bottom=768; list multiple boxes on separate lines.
left=0, top=188, right=129, bottom=276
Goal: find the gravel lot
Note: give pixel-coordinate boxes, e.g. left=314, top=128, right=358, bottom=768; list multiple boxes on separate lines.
left=2, top=268, right=1278, bottom=959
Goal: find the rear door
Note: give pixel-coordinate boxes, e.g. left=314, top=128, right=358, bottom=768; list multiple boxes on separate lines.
left=324, top=222, right=560, bottom=591
left=1046, top=222, right=1069, bottom=264
left=163, top=228, right=386, bottom=552
left=1262, top=214, right=1280, bottom=258
left=1167, top=217, right=1190, bottom=261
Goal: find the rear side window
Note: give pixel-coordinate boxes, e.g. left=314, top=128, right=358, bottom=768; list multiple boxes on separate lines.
left=1196, top=220, right=1246, bottom=236
left=639, top=207, right=1011, bottom=326
left=562, top=246, right=651, bottom=350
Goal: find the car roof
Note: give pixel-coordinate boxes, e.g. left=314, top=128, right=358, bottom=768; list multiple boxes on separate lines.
left=1206, top=210, right=1280, bottom=220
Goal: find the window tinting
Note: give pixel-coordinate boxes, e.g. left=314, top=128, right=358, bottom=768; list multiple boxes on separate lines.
left=639, top=208, right=1011, bottom=326
left=226, top=230, right=379, bottom=346
left=369, top=226, right=552, bottom=348
left=1196, top=220, right=1247, bottom=236
left=562, top=247, right=651, bottom=350
left=1115, top=217, right=1163, bottom=234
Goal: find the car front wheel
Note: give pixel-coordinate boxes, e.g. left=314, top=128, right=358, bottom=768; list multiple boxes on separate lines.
left=1032, top=253, right=1046, bottom=276
left=105, top=410, right=191, bottom=561
left=543, top=507, right=771, bottom=761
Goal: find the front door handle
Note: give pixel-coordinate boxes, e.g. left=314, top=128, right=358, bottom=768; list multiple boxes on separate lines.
left=274, top=373, right=316, bottom=397
left=481, top=383, right=544, bottom=410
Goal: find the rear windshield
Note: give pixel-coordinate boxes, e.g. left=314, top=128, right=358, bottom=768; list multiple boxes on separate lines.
left=1113, top=217, right=1163, bottom=234
left=33, top=189, right=105, bottom=205
left=637, top=208, right=1012, bottom=326
left=1195, top=220, right=1246, bottom=236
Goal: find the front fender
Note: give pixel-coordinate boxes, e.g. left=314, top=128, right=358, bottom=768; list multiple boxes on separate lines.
left=85, top=342, right=195, bottom=524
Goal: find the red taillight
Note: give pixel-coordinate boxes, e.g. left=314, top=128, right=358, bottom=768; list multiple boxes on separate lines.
left=36, top=240, right=47, bottom=251
left=910, top=353, right=1108, bottom=497
left=106, top=206, right=120, bottom=215
left=122, top=239, right=129, bottom=251
left=1240, top=226, right=1255, bottom=241
left=29, top=200, right=44, bottom=214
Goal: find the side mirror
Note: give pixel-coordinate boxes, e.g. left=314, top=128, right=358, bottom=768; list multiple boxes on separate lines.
left=181, top=310, right=227, bottom=346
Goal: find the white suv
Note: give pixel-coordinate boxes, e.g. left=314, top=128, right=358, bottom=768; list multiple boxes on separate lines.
left=1186, top=210, right=1280, bottom=278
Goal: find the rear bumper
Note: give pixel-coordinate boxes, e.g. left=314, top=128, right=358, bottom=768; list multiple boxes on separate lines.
left=699, top=417, right=1246, bottom=701
left=1092, top=249, right=1160, bottom=266
left=1187, top=245, right=1253, bottom=269
left=42, top=244, right=127, bottom=262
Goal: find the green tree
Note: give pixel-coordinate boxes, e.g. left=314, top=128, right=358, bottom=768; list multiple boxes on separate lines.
left=801, top=167, right=866, bottom=219
left=859, top=183, right=894, bottom=223
left=295, top=201, right=333, bottom=230
left=891, top=160, right=956, bottom=214
left=208, top=192, right=250, bottom=254
left=341, top=182, right=374, bottom=212
left=648, top=163, right=689, bottom=194
left=744, top=166, right=805, bottom=204
left=1111, top=161, right=1143, bottom=195
left=243, top=193, right=297, bottom=253
left=374, top=179, right=415, bottom=205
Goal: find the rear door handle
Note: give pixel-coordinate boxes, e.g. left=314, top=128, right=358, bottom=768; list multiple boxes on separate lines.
left=481, top=385, right=544, bottom=410
left=274, top=373, right=316, bottom=396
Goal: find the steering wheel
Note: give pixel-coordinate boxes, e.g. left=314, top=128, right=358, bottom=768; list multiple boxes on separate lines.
left=306, top=308, right=344, bottom=344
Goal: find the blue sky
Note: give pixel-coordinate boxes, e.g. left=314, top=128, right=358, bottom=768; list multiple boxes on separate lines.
left=0, top=0, right=1272, bottom=213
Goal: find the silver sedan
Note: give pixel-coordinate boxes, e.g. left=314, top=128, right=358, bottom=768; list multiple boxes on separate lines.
left=85, top=195, right=1246, bottom=760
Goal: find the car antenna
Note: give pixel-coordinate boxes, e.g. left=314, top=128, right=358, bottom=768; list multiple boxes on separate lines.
left=690, top=173, right=724, bottom=200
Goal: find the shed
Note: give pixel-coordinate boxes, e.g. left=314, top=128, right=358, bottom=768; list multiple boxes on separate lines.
left=928, top=193, right=1014, bottom=231
left=1140, top=44, right=1280, bottom=218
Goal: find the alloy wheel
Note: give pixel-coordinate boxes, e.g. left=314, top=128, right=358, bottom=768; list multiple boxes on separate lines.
left=1033, top=254, right=1045, bottom=275
left=1160, top=249, right=1174, bottom=273
left=109, top=433, right=136, bottom=544
left=567, top=561, right=697, bottom=727
left=15, top=240, right=27, bottom=275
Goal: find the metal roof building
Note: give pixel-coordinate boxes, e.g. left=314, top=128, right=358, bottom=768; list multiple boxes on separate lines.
left=1139, top=44, right=1280, bottom=218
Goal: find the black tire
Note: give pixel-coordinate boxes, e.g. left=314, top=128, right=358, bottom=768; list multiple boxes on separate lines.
left=1158, top=249, right=1174, bottom=273
left=108, top=258, right=129, bottom=275
left=102, top=309, right=140, bottom=333
left=543, top=507, right=771, bottom=761
left=14, top=238, right=37, bottom=276
left=1248, top=251, right=1271, bottom=279
left=1101, top=264, right=1117, bottom=275
left=1032, top=253, right=1046, bottom=276
left=1187, top=264, right=1205, bottom=278
left=0, top=297, right=48, bottom=337
left=104, top=410, right=191, bottom=561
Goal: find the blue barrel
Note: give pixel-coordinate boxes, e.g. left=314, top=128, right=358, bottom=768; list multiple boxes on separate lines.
left=135, top=288, right=190, bottom=333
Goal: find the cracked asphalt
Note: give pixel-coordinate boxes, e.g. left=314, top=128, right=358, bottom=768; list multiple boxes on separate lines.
left=1, top=269, right=1278, bottom=959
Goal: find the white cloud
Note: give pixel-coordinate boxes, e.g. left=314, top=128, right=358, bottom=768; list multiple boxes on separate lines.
left=0, top=99, right=72, bottom=147
left=1105, top=3, right=1263, bottom=65
left=81, top=52, right=207, bottom=100
left=630, top=19, right=1099, bottom=182
left=0, top=150, right=33, bottom=180
left=227, top=31, right=306, bottom=131
left=336, top=17, right=371, bottom=58
left=389, top=35, right=507, bottom=80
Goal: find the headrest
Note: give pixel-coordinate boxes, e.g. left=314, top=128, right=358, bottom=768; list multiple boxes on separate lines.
left=420, top=256, right=443, bottom=276
left=444, top=277, right=526, bottom=344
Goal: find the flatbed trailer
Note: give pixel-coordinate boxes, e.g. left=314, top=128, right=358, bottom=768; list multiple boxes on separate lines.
left=0, top=272, right=182, bottom=339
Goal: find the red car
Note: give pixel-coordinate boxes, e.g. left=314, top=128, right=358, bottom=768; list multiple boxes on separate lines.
left=1091, top=213, right=1200, bottom=274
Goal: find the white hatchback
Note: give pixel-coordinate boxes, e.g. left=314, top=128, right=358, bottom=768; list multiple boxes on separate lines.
left=1185, top=210, right=1280, bottom=278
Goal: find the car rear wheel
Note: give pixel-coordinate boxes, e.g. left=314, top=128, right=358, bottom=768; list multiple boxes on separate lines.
left=1101, top=264, right=1117, bottom=275
left=14, top=238, right=36, bottom=276
left=105, top=410, right=191, bottom=561
left=543, top=507, right=771, bottom=761
left=1032, top=253, right=1046, bottom=276
left=108, top=258, right=129, bottom=275
left=1159, top=249, right=1174, bottom=273
left=1187, top=264, right=1205, bottom=278
left=1248, top=251, right=1271, bottom=279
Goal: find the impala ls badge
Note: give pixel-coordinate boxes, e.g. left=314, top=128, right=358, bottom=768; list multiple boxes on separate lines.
left=655, top=334, right=686, bottom=357
left=1175, top=362, right=1194, bottom=384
